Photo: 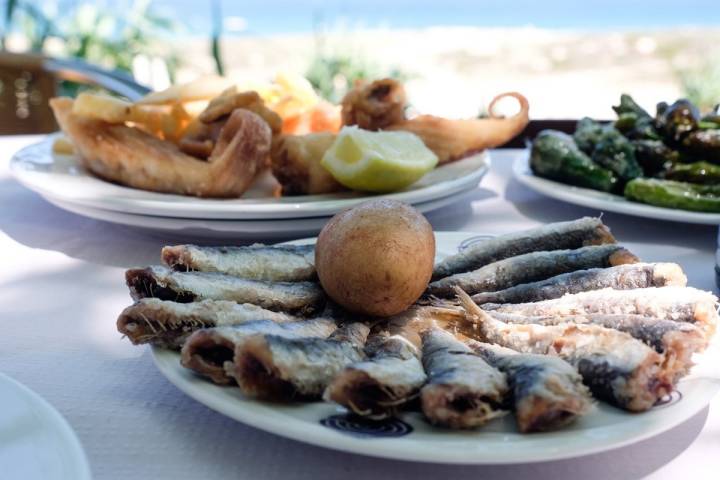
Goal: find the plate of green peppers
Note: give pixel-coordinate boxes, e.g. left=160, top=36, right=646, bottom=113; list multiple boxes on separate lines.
left=515, top=94, right=720, bottom=224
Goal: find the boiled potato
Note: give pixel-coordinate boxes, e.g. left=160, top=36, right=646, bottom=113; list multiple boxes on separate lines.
left=315, top=199, right=435, bottom=317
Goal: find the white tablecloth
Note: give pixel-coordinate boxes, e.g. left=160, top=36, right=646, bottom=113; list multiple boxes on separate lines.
left=2, top=135, right=719, bottom=479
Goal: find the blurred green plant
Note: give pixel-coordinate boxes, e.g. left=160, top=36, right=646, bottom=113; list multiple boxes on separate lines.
left=2, top=0, right=179, bottom=83
left=305, top=53, right=408, bottom=103
left=678, top=59, right=720, bottom=111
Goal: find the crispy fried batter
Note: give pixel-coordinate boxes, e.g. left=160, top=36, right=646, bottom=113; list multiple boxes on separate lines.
left=388, top=92, right=530, bottom=164
left=341, top=78, right=407, bottom=131
left=50, top=97, right=272, bottom=198
left=199, top=87, right=283, bottom=134
left=270, top=132, right=346, bottom=195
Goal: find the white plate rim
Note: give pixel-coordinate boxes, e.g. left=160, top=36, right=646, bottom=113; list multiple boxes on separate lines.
left=512, top=153, right=720, bottom=225
left=9, top=134, right=489, bottom=220
left=31, top=185, right=478, bottom=239
left=150, top=231, right=720, bottom=465
left=0, top=372, right=92, bottom=480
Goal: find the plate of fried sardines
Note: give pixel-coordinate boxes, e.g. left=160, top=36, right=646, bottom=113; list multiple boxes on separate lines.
left=116, top=217, right=719, bottom=464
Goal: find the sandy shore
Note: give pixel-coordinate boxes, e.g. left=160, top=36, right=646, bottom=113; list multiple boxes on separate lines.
left=172, top=26, right=720, bottom=119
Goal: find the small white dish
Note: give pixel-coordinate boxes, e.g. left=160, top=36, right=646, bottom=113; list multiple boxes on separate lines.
left=10, top=134, right=489, bottom=220
left=0, top=373, right=91, bottom=480
left=152, top=232, right=720, bottom=464
left=513, top=153, right=720, bottom=225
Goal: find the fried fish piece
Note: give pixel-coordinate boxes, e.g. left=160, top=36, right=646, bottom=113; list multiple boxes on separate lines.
left=467, top=340, right=593, bottom=433
left=181, top=318, right=337, bottom=384
left=470, top=263, right=687, bottom=305
left=50, top=97, right=272, bottom=198
left=387, top=92, right=530, bottom=164
left=420, top=327, right=508, bottom=428
left=125, top=265, right=324, bottom=315
left=482, top=286, right=719, bottom=338
left=161, top=243, right=316, bottom=281
left=428, top=244, right=638, bottom=297
left=323, top=306, right=454, bottom=419
left=458, top=289, right=671, bottom=412
left=341, top=78, right=408, bottom=131
left=116, top=298, right=299, bottom=348
left=232, top=322, right=370, bottom=400
left=270, top=132, right=346, bottom=195
left=432, top=217, right=616, bottom=280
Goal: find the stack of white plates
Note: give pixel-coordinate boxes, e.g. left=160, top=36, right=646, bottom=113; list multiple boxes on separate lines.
left=10, top=135, right=489, bottom=239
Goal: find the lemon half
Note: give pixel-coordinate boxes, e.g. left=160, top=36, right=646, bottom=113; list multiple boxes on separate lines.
left=321, top=126, right=438, bottom=193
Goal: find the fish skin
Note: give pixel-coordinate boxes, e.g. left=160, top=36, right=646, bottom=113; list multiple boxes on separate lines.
left=324, top=331, right=426, bottom=419
left=125, top=265, right=324, bottom=314
left=161, top=243, right=316, bottom=282
left=432, top=217, right=615, bottom=280
left=471, top=262, right=686, bottom=305
left=457, top=290, right=670, bottom=412
left=467, top=340, right=593, bottom=433
left=484, top=311, right=707, bottom=384
left=428, top=244, right=638, bottom=297
left=117, top=298, right=300, bottom=348
left=420, top=328, right=508, bottom=428
left=232, top=322, right=370, bottom=400
left=180, top=318, right=337, bottom=384
left=482, top=286, right=719, bottom=338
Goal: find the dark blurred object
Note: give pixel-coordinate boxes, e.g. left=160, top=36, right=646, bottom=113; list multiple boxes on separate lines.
left=0, top=52, right=149, bottom=135
left=501, top=120, right=577, bottom=148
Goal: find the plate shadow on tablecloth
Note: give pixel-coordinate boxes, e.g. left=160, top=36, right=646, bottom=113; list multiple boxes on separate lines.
left=118, top=347, right=709, bottom=480
left=0, top=177, right=291, bottom=267
left=1, top=175, right=496, bottom=267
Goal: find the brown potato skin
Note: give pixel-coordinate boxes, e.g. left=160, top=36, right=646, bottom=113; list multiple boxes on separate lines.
left=316, top=199, right=435, bottom=317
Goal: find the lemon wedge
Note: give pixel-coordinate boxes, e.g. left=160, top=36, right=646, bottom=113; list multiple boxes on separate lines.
left=321, top=126, right=438, bottom=192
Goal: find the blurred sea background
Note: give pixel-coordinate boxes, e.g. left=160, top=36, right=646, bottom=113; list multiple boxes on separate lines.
left=4, top=0, right=720, bottom=118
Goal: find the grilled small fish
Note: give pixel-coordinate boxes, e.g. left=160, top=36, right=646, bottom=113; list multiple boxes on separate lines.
left=180, top=318, right=337, bottom=384
left=432, top=217, right=615, bottom=280
left=323, top=306, right=449, bottom=419
left=482, top=286, right=719, bottom=338
left=428, top=244, right=638, bottom=297
left=471, top=262, right=686, bottom=305
left=161, top=243, right=316, bottom=282
left=117, top=298, right=299, bottom=348
left=458, top=289, right=670, bottom=412
left=232, top=322, right=370, bottom=400
left=484, top=310, right=707, bottom=383
left=420, top=327, right=508, bottom=428
left=125, top=265, right=324, bottom=314
left=466, top=340, right=593, bottom=433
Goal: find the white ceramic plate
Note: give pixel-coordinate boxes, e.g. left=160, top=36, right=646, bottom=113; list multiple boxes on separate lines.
left=41, top=186, right=477, bottom=239
left=0, top=373, right=91, bottom=480
left=513, top=154, right=720, bottom=225
left=9, top=134, right=489, bottom=220
left=152, top=232, right=720, bottom=464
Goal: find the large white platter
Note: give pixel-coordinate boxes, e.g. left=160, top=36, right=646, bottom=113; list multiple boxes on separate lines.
left=9, top=135, right=489, bottom=220
left=152, top=232, right=719, bottom=464
left=513, top=153, right=720, bottom=225
left=44, top=186, right=476, bottom=239
left=0, top=372, right=91, bottom=480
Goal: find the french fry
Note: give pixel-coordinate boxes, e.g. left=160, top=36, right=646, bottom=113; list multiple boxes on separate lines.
left=52, top=136, right=75, bottom=155
left=72, top=92, right=134, bottom=123
left=135, top=76, right=235, bottom=105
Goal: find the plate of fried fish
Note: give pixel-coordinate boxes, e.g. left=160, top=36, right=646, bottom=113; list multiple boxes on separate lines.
left=116, top=216, right=719, bottom=464
left=10, top=75, right=528, bottom=222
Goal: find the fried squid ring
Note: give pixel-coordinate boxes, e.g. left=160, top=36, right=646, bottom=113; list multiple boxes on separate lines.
left=50, top=97, right=272, bottom=198
left=341, top=78, right=407, bottom=131
left=388, top=92, right=530, bottom=164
